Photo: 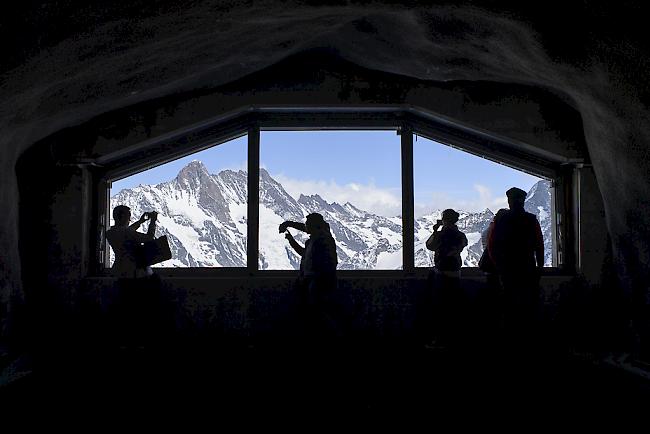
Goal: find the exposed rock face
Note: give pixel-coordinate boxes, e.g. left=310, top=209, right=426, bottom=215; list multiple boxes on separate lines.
left=2, top=2, right=650, bottom=336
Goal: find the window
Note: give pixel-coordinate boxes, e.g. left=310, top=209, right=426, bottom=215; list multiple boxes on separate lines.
left=107, top=135, right=247, bottom=267
left=413, top=134, right=555, bottom=267
left=258, top=130, right=403, bottom=270
left=99, top=109, right=564, bottom=274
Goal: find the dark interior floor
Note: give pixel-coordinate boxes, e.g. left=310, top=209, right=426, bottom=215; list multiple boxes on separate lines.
left=2, top=337, right=650, bottom=425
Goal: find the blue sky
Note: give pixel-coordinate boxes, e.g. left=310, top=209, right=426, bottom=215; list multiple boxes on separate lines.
left=112, top=130, right=543, bottom=216
left=111, top=134, right=248, bottom=194
left=260, top=130, right=401, bottom=186
left=413, top=134, right=541, bottom=215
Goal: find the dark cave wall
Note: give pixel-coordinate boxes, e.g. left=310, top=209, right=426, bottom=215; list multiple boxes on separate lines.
left=15, top=157, right=93, bottom=341
left=84, top=52, right=586, bottom=163
left=1, top=2, right=647, bottom=340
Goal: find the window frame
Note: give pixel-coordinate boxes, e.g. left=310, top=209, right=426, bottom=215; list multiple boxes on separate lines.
left=257, top=127, right=406, bottom=272
left=92, top=106, right=574, bottom=277
left=410, top=128, right=560, bottom=271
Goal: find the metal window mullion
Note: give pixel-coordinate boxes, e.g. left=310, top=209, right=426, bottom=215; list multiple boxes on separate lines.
left=401, top=127, right=415, bottom=272
left=550, top=180, right=558, bottom=267
left=247, top=126, right=260, bottom=272
left=96, top=178, right=111, bottom=271
left=573, top=166, right=582, bottom=272
left=103, top=180, right=111, bottom=268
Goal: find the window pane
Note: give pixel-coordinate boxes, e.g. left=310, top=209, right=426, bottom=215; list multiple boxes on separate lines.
left=259, top=130, right=402, bottom=270
left=413, top=135, right=555, bottom=267
left=108, top=135, right=247, bottom=267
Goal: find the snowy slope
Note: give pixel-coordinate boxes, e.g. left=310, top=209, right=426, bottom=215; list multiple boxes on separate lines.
left=110, top=161, right=553, bottom=269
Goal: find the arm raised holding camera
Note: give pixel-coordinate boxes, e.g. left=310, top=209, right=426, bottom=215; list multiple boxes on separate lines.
left=129, top=213, right=148, bottom=230
left=278, top=220, right=307, bottom=234
left=284, top=230, right=305, bottom=256
left=279, top=221, right=307, bottom=256
left=128, top=211, right=158, bottom=241
left=425, top=219, right=443, bottom=251
left=146, top=211, right=158, bottom=239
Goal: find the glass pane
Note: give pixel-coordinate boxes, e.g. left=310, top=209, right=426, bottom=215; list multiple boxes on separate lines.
left=259, top=130, right=402, bottom=270
left=413, top=135, right=555, bottom=268
left=109, top=135, right=247, bottom=267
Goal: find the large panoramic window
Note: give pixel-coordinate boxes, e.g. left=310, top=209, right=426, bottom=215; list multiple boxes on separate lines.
left=100, top=110, right=566, bottom=273
left=413, top=135, right=555, bottom=268
left=258, top=130, right=403, bottom=270
left=108, top=135, right=248, bottom=267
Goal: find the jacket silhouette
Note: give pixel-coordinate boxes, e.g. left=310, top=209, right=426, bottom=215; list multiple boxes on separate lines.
left=486, top=187, right=544, bottom=348
left=106, top=205, right=158, bottom=278
left=280, top=213, right=340, bottom=344
left=488, top=190, right=544, bottom=273
left=426, top=209, right=468, bottom=274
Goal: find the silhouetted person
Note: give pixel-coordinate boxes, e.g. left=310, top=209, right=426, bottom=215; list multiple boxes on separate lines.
left=478, top=210, right=507, bottom=340
left=425, top=208, right=468, bottom=349
left=106, top=205, right=161, bottom=348
left=106, top=205, right=157, bottom=278
left=280, top=213, right=339, bottom=346
left=487, top=187, right=544, bottom=351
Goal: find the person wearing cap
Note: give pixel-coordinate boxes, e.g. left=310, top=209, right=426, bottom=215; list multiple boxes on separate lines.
left=279, top=213, right=339, bottom=344
left=426, top=208, right=468, bottom=277
left=487, top=187, right=544, bottom=349
left=424, top=208, right=468, bottom=349
left=487, top=187, right=544, bottom=273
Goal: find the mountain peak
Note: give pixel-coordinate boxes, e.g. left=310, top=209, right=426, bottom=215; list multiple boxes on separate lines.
left=298, top=193, right=334, bottom=212
left=298, top=193, right=325, bottom=203
left=259, top=168, right=283, bottom=186
left=344, top=202, right=364, bottom=213
left=259, top=167, right=275, bottom=180
left=526, top=179, right=549, bottom=200
left=526, top=182, right=538, bottom=200
left=177, top=160, right=209, bottom=176
left=175, top=160, right=212, bottom=189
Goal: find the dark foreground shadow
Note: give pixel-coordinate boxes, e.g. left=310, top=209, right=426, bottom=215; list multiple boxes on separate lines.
left=2, top=335, right=650, bottom=426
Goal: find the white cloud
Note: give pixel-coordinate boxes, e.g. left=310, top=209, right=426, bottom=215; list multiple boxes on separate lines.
left=415, top=184, right=508, bottom=216
left=269, top=172, right=511, bottom=218
left=273, top=174, right=402, bottom=217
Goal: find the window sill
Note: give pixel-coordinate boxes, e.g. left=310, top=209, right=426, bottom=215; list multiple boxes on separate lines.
left=88, top=266, right=573, bottom=280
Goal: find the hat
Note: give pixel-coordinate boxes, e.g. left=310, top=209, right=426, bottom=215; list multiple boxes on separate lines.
left=506, top=187, right=527, bottom=201
left=441, top=208, right=460, bottom=223
left=306, top=212, right=329, bottom=232
left=306, top=212, right=325, bottom=223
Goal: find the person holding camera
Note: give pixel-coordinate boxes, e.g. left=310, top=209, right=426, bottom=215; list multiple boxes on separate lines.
left=426, top=209, right=468, bottom=278
left=106, top=205, right=164, bottom=349
left=424, top=208, right=468, bottom=350
left=106, top=205, right=158, bottom=278
left=279, top=213, right=339, bottom=346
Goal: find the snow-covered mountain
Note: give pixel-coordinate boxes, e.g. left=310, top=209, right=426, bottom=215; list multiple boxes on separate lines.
left=109, top=160, right=553, bottom=269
